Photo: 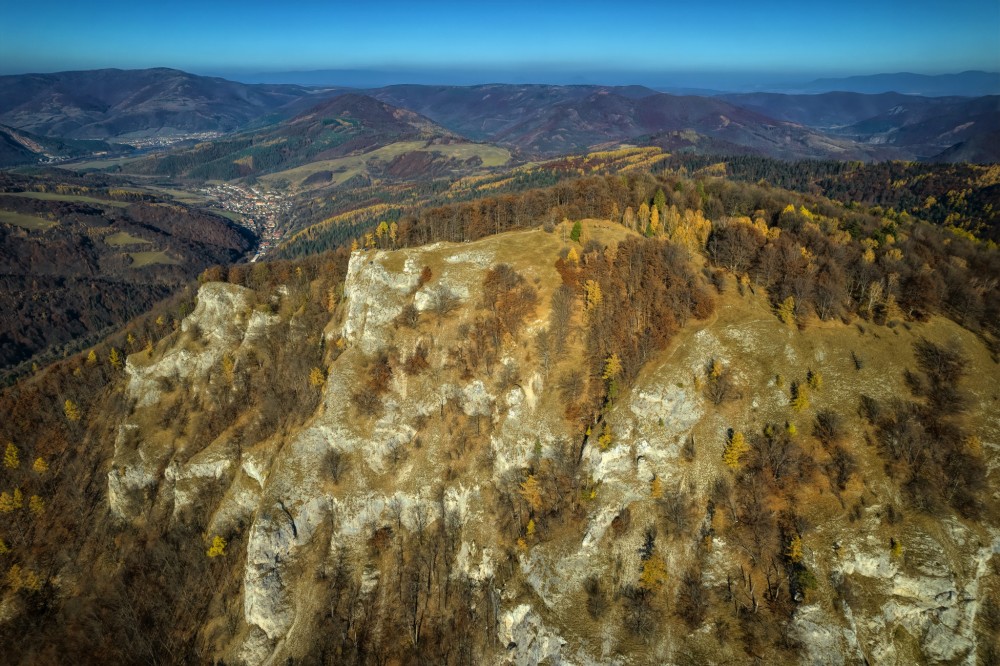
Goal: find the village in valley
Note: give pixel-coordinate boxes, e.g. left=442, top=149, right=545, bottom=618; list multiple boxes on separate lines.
left=199, top=182, right=291, bottom=260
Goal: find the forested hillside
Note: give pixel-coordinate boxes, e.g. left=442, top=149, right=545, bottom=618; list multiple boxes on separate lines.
left=0, top=161, right=996, bottom=664
left=0, top=172, right=255, bottom=380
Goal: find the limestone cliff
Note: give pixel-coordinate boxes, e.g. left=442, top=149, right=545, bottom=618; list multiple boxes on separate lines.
left=103, top=225, right=999, bottom=665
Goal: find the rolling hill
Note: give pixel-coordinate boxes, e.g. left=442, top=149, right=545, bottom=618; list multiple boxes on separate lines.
left=0, top=68, right=314, bottom=140
left=127, top=93, right=509, bottom=184
left=721, top=92, right=1000, bottom=161
left=374, top=85, right=897, bottom=160
left=0, top=124, right=130, bottom=167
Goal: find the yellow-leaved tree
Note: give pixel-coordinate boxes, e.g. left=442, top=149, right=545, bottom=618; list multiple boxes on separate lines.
left=650, top=475, right=664, bottom=499
left=602, top=353, right=622, bottom=381
left=723, top=432, right=749, bottom=469
left=639, top=553, right=668, bottom=591
left=648, top=206, right=661, bottom=236
left=32, top=457, right=48, bottom=474
left=207, top=535, right=227, bottom=558
left=109, top=347, right=123, bottom=371
left=791, top=382, right=810, bottom=412
left=777, top=296, right=796, bottom=325
left=584, top=280, right=603, bottom=312
left=519, top=474, right=543, bottom=513
left=64, top=399, right=81, bottom=422
left=786, top=535, right=803, bottom=563
left=4, top=443, right=19, bottom=469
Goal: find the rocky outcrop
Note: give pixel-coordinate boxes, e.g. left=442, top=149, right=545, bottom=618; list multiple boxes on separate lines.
left=107, top=233, right=999, bottom=665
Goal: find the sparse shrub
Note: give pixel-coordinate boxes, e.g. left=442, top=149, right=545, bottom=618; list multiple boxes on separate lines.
left=417, top=265, right=432, bottom=289
left=813, top=410, right=844, bottom=446
left=710, top=269, right=727, bottom=294
left=397, top=302, right=420, bottom=328
left=859, top=394, right=881, bottom=423
left=621, top=585, right=656, bottom=636
left=682, top=434, right=696, bottom=461
left=611, top=506, right=632, bottom=537
left=326, top=449, right=348, bottom=484
left=677, top=569, right=708, bottom=628
left=584, top=575, right=608, bottom=619
left=367, top=525, right=393, bottom=556
left=705, top=358, right=739, bottom=405
left=806, top=369, right=823, bottom=390
left=403, top=341, right=430, bottom=375
left=351, top=390, right=383, bottom=416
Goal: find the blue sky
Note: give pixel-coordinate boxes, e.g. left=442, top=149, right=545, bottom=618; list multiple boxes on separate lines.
left=1, top=0, right=997, bottom=83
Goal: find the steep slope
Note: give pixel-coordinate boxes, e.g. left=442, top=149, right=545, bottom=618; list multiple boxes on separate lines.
left=119, top=228, right=1000, bottom=664
left=0, top=68, right=310, bottom=140
left=4, top=218, right=995, bottom=664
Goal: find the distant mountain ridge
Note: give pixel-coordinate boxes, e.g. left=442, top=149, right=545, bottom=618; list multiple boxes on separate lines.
left=372, top=85, right=896, bottom=160
left=0, top=68, right=313, bottom=140
left=130, top=92, right=468, bottom=180
left=792, top=70, right=1000, bottom=97
left=0, top=68, right=995, bottom=166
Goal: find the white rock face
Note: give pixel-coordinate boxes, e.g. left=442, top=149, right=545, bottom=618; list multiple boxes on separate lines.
left=341, top=252, right=420, bottom=354
left=125, top=282, right=259, bottom=408
left=497, top=604, right=565, bottom=666
left=106, top=251, right=1000, bottom=666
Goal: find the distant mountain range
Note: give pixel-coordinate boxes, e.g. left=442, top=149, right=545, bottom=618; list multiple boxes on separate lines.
left=129, top=92, right=468, bottom=181
left=784, top=71, right=1000, bottom=97
left=0, top=68, right=313, bottom=140
left=229, top=68, right=1000, bottom=97
left=0, top=68, right=996, bottom=169
left=371, top=85, right=888, bottom=160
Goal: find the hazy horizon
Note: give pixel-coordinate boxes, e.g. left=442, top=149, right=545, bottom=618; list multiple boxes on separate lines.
left=2, top=0, right=997, bottom=81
